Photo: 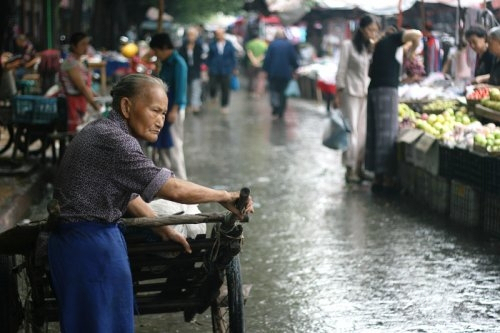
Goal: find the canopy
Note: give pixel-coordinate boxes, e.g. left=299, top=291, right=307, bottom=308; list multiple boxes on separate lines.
left=314, top=0, right=489, bottom=15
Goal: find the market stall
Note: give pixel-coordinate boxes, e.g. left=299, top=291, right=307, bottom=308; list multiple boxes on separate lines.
left=397, top=82, right=500, bottom=237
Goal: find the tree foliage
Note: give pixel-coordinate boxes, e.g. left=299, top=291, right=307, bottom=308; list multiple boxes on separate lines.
left=165, top=0, right=244, bottom=23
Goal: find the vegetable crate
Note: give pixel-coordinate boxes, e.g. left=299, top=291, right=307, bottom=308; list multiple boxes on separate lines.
left=438, top=145, right=454, bottom=179
left=483, top=156, right=500, bottom=195
left=11, top=95, right=58, bottom=125
left=414, top=167, right=432, bottom=204
left=449, top=148, right=486, bottom=189
left=429, top=175, right=450, bottom=216
left=398, top=161, right=416, bottom=195
left=483, top=192, right=500, bottom=237
left=449, top=180, right=482, bottom=227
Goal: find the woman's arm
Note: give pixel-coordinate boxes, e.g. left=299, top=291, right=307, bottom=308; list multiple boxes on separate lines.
left=127, top=196, right=192, bottom=253
left=67, top=66, right=99, bottom=110
left=156, top=177, right=253, bottom=219
left=402, top=29, right=423, bottom=59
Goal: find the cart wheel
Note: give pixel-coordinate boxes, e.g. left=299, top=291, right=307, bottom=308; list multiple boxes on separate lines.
left=0, top=123, right=14, bottom=155
left=0, top=255, right=23, bottom=333
left=211, top=255, right=245, bottom=333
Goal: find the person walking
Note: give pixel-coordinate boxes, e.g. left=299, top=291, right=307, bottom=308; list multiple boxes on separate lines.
left=206, top=28, right=238, bottom=114
left=150, top=32, right=188, bottom=180
left=179, top=26, right=204, bottom=113
left=47, top=73, right=254, bottom=333
left=262, top=28, right=299, bottom=119
left=335, top=15, right=379, bottom=183
left=245, top=33, right=268, bottom=98
left=365, top=27, right=422, bottom=193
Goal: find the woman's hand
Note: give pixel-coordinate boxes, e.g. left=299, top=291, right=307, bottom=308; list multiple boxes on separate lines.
left=127, top=196, right=192, bottom=253
left=218, top=191, right=254, bottom=220
left=152, top=226, right=192, bottom=254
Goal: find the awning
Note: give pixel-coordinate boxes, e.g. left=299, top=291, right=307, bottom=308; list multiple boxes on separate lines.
left=265, top=0, right=490, bottom=20
left=315, top=0, right=489, bottom=15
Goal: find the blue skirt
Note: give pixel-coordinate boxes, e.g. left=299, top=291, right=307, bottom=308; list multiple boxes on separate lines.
left=48, top=221, right=134, bottom=333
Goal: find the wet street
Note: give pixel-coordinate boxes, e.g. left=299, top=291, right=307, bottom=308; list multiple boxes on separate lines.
left=28, top=86, right=500, bottom=332
left=134, top=88, right=500, bottom=332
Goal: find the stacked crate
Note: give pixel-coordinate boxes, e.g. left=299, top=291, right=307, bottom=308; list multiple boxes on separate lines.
left=449, top=180, right=482, bottom=227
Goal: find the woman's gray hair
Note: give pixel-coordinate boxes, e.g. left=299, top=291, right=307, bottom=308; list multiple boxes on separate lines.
left=110, top=74, right=167, bottom=111
left=488, top=26, right=500, bottom=41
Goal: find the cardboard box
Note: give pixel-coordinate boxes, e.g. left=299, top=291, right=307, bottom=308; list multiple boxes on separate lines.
left=397, top=128, right=424, bottom=165
left=414, top=133, right=439, bottom=175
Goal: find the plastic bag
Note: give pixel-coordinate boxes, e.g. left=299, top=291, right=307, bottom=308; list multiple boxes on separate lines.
left=285, top=79, right=300, bottom=97
left=230, top=75, right=240, bottom=91
left=322, top=109, right=351, bottom=151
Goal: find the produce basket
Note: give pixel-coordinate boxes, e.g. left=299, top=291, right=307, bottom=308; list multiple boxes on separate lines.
left=449, top=180, right=482, bottom=227
left=11, top=95, right=58, bottom=125
left=474, top=104, right=500, bottom=124
left=483, top=191, right=500, bottom=237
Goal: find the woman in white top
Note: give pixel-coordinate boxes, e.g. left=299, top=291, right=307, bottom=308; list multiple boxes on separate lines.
left=335, top=15, right=379, bottom=183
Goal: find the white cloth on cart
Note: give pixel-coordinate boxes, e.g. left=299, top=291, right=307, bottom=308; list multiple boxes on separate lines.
left=148, top=199, right=206, bottom=239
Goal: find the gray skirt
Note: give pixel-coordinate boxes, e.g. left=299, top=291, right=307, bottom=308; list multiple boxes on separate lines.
left=365, top=87, right=399, bottom=175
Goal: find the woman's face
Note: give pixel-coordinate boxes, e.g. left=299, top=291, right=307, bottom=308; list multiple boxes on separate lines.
left=72, top=38, right=90, bottom=57
left=123, top=84, right=168, bottom=142
left=467, top=35, right=487, bottom=54
left=488, top=37, right=500, bottom=57
left=362, top=22, right=379, bottom=42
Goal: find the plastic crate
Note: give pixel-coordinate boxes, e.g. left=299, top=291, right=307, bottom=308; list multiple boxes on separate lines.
left=12, top=95, right=58, bottom=125
left=438, top=145, right=453, bottom=179
left=449, top=180, right=482, bottom=227
left=483, top=192, right=500, bottom=237
left=414, top=167, right=432, bottom=204
left=398, top=161, right=416, bottom=194
left=484, top=156, right=500, bottom=195
left=429, top=175, right=450, bottom=215
left=450, top=148, right=486, bottom=188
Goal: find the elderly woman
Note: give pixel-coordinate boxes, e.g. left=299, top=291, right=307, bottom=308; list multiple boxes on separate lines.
left=47, top=74, right=253, bottom=332
left=59, top=32, right=100, bottom=132
left=485, top=27, right=500, bottom=86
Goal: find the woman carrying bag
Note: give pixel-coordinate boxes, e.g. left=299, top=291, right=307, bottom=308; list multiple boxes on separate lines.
left=335, top=15, right=379, bottom=183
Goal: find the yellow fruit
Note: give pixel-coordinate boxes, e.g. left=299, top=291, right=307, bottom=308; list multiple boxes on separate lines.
left=121, top=43, right=138, bottom=58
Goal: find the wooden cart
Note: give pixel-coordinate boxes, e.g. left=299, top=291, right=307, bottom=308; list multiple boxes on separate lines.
left=0, top=189, right=251, bottom=333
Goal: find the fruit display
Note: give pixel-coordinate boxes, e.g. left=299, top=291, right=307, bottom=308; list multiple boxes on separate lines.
left=477, top=87, right=500, bottom=111
left=466, top=86, right=489, bottom=101
left=473, top=122, right=500, bottom=153
left=398, top=103, right=418, bottom=127
left=422, top=100, right=458, bottom=113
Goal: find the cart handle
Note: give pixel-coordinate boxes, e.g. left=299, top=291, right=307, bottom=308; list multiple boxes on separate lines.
left=121, top=187, right=251, bottom=228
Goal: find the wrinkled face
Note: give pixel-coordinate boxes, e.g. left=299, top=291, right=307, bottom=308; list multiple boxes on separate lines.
left=362, top=22, right=379, bottom=42
left=121, top=84, right=168, bottom=142
left=488, top=37, right=500, bottom=57
left=467, top=35, right=487, bottom=54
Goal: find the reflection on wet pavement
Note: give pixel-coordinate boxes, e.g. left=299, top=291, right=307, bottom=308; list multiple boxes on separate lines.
left=28, top=90, right=500, bottom=333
